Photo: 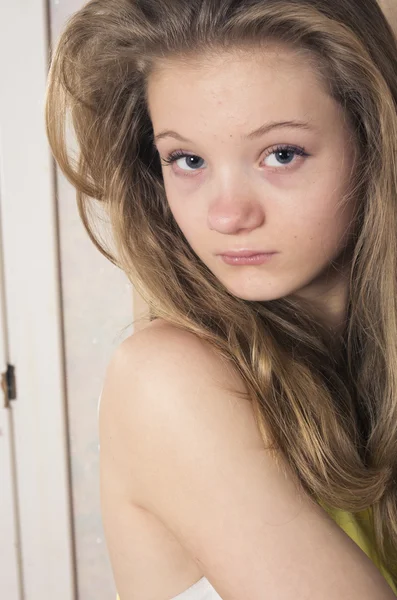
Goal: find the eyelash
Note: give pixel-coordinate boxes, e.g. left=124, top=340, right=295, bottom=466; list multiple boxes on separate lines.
left=161, top=145, right=309, bottom=173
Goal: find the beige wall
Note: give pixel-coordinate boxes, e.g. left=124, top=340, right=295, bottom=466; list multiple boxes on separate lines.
left=49, top=3, right=135, bottom=599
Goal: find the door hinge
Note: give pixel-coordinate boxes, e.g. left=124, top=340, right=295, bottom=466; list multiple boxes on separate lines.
left=1, top=364, right=16, bottom=408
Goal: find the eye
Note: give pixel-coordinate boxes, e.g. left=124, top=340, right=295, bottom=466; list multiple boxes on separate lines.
left=161, top=151, right=206, bottom=172
left=160, top=144, right=309, bottom=175
left=263, top=145, right=308, bottom=169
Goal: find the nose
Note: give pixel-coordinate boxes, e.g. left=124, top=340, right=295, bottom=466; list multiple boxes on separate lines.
left=207, top=189, right=265, bottom=234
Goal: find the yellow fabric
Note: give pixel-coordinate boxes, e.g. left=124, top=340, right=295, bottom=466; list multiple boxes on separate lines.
left=116, top=503, right=396, bottom=599
left=317, top=500, right=396, bottom=596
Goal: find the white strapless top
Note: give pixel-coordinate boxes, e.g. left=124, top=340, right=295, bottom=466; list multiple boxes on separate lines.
left=169, top=576, right=222, bottom=600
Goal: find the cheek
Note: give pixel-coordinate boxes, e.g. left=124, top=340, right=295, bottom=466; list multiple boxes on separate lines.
left=163, top=180, right=204, bottom=235
left=284, top=192, right=355, bottom=259
left=164, top=200, right=205, bottom=257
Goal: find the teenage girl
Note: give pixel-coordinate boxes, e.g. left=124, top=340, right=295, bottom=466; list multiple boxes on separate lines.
left=46, top=1, right=397, bottom=598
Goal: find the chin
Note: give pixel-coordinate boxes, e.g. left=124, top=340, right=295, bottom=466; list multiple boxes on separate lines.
left=219, top=266, right=328, bottom=303
left=224, top=284, right=287, bottom=303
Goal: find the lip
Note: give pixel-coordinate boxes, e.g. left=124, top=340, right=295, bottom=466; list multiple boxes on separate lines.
left=218, top=252, right=277, bottom=266
left=217, top=250, right=277, bottom=258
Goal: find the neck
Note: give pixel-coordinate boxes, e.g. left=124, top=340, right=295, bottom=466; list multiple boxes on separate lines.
left=291, top=258, right=352, bottom=336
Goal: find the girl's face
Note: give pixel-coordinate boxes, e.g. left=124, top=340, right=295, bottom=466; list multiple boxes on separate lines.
left=147, top=45, right=358, bottom=304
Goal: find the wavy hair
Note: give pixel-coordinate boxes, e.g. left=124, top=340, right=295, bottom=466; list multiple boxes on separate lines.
left=45, top=0, right=397, bottom=584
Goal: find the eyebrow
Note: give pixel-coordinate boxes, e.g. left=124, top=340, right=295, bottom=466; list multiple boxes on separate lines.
left=154, top=120, right=316, bottom=144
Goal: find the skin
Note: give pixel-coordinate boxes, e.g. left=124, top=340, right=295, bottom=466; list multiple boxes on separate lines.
left=147, top=44, right=359, bottom=332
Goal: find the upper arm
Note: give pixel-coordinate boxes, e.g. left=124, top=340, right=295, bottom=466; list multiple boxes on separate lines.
left=99, top=323, right=394, bottom=600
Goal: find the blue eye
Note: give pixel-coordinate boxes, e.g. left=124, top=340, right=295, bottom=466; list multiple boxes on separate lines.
left=161, top=145, right=309, bottom=174
left=162, top=151, right=205, bottom=171
left=267, top=146, right=301, bottom=166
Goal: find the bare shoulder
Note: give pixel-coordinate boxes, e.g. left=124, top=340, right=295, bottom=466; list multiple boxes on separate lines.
left=102, top=316, right=256, bottom=431
left=99, top=316, right=263, bottom=460
left=112, top=316, right=248, bottom=394
left=99, top=318, right=395, bottom=600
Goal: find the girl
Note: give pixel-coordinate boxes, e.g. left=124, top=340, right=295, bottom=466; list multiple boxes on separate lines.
left=46, top=1, right=397, bottom=598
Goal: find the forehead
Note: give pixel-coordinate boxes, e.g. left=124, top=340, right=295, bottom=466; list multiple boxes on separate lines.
left=146, top=44, right=336, bottom=134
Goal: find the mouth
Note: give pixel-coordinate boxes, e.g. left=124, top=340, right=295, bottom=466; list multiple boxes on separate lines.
left=217, top=249, right=277, bottom=258
left=218, top=252, right=277, bottom=266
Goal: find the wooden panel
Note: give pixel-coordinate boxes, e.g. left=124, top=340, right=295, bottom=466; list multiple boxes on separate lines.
left=0, top=1, right=75, bottom=598
left=0, top=165, right=21, bottom=599
left=49, top=3, right=134, bottom=599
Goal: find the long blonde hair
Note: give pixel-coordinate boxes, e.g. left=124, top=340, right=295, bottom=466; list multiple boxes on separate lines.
left=46, top=0, right=397, bottom=582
